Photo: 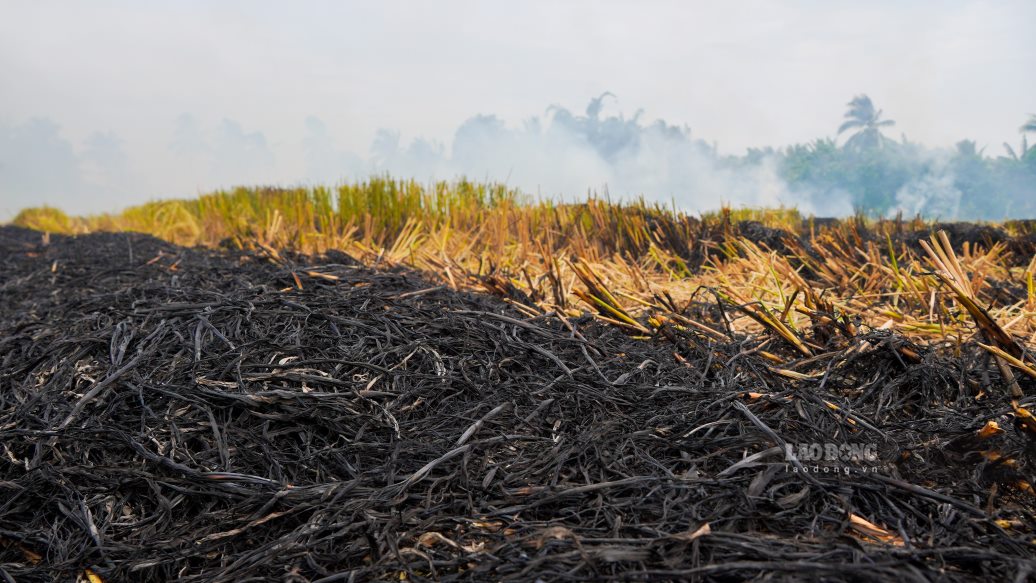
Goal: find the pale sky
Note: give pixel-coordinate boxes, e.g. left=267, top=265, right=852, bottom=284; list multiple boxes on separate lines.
left=1, top=0, right=1034, bottom=217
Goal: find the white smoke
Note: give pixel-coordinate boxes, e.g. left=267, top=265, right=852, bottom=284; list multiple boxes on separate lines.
left=7, top=97, right=984, bottom=220
left=369, top=96, right=848, bottom=215
left=891, top=153, right=963, bottom=220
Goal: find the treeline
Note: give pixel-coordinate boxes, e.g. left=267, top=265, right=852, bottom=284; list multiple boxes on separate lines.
left=374, top=93, right=1036, bottom=220
left=769, top=96, right=1036, bottom=219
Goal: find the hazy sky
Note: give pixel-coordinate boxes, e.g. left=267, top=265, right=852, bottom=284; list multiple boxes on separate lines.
left=1, top=0, right=1034, bottom=218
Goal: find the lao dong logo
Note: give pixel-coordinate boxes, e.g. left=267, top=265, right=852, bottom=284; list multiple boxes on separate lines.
left=784, top=442, right=880, bottom=474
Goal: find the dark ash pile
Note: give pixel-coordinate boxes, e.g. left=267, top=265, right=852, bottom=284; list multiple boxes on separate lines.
left=0, top=226, right=1033, bottom=582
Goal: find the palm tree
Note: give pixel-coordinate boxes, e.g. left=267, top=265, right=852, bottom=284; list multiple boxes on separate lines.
left=1021, top=114, right=1036, bottom=134
left=1001, top=116, right=1035, bottom=161
left=1002, top=137, right=1029, bottom=162
left=837, top=95, right=895, bottom=152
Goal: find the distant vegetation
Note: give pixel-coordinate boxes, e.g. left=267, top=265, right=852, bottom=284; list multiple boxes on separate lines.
left=365, top=93, right=1036, bottom=220
left=768, top=97, right=1036, bottom=219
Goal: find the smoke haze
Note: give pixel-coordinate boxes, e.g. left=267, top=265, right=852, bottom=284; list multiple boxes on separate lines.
left=1, top=1, right=1034, bottom=219
left=2, top=99, right=849, bottom=217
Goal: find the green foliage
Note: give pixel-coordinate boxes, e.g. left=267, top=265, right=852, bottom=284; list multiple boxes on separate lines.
left=777, top=133, right=1036, bottom=220
left=772, top=98, right=1036, bottom=219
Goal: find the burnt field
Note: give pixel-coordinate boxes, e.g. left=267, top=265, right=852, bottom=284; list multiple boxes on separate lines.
left=0, top=225, right=1034, bottom=582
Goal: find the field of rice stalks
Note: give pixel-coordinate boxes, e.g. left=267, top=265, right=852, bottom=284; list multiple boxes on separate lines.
left=14, top=178, right=1036, bottom=361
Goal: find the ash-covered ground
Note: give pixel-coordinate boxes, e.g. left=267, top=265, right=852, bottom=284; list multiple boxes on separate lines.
left=0, top=226, right=1033, bottom=582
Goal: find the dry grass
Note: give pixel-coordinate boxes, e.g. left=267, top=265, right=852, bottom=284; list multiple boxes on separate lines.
left=12, top=178, right=1036, bottom=377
